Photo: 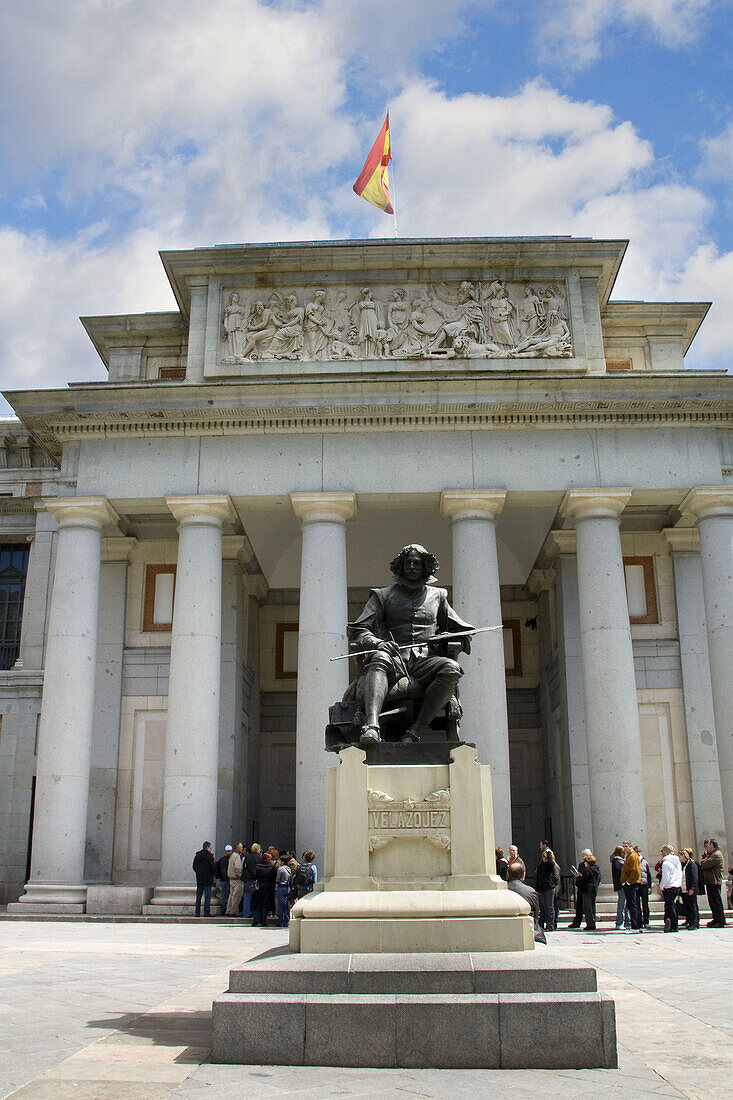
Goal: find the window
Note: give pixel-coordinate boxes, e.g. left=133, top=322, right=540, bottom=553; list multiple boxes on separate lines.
left=143, top=564, right=176, bottom=631
left=0, top=544, right=30, bottom=669
left=623, top=556, right=658, bottom=624
left=502, top=619, right=522, bottom=677
left=275, top=623, right=299, bottom=679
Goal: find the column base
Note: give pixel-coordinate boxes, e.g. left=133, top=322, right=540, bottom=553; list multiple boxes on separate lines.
left=7, top=883, right=87, bottom=914
left=142, top=885, right=220, bottom=917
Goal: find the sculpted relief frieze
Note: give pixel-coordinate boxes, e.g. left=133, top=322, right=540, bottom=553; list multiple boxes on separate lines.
left=220, top=280, right=572, bottom=364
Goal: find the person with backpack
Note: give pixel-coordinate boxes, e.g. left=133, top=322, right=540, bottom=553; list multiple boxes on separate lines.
left=293, top=850, right=318, bottom=899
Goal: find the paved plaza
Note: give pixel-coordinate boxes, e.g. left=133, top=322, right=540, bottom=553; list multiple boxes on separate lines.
left=0, top=918, right=730, bottom=1098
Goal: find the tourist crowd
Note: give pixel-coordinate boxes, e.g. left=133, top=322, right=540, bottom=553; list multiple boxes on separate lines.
left=191, top=842, right=317, bottom=923
left=495, top=837, right=730, bottom=936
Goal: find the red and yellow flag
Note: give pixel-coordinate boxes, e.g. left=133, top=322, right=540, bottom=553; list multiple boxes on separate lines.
left=353, top=113, right=393, bottom=214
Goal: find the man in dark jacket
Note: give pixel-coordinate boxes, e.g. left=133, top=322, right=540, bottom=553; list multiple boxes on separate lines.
left=679, top=848, right=700, bottom=929
left=507, top=860, right=546, bottom=943
left=251, top=852, right=277, bottom=926
left=701, top=839, right=727, bottom=927
left=192, top=841, right=217, bottom=917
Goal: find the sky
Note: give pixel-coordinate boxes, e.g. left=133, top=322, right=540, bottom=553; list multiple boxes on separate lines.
left=0, top=0, right=731, bottom=413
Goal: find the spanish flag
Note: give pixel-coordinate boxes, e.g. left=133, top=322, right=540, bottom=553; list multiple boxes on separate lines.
left=353, top=113, right=394, bottom=214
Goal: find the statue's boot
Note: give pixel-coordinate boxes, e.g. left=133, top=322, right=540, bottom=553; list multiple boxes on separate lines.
left=359, top=725, right=381, bottom=746
left=402, top=675, right=459, bottom=742
left=360, top=667, right=389, bottom=745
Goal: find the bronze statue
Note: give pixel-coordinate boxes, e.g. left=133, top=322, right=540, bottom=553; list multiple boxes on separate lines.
left=328, top=545, right=474, bottom=748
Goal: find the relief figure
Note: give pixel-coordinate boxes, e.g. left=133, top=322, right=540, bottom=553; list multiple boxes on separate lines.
left=270, top=294, right=304, bottom=360
left=353, top=287, right=379, bottom=358
left=517, top=285, right=544, bottom=341
left=510, top=310, right=572, bottom=357
left=485, top=281, right=517, bottom=348
left=223, top=292, right=247, bottom=359
left=304, top=289, right=336, bottom=360
left=429, top=281, right=483, bottom=352
left=240, top=301, right=277, bottom=359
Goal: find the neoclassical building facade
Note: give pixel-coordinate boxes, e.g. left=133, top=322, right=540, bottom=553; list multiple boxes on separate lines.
left=0, top=236, right=731, bottom=912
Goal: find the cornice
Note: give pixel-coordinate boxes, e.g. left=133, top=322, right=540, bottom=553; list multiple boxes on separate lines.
left=6, top=375, right=732, bottom=464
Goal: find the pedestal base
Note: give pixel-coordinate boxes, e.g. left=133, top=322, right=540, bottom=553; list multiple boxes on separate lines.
left=7, top=883, right=87, bottom=914
left=290, top=888, right=532, bottom=953
left=213, top=950, right=617, bottom=1069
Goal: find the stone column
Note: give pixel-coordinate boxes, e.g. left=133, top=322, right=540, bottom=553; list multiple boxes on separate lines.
left=440, top=490, right=511, bottom=848
left=561, top=489, right=647, bottom=856
left=549, top=532, right=594, bottom=856
left=291, top=492, right=357, bottom=860
left=185, top=276, right=209, bottom=382
left=17, top=503, right=56, bottom=670
left=679, top=488, right=733, bottom=848
left=663, top=528, right=726, bottom=848
left=147, top=495, right=236, bottom=912
left=12, top=497, right=119, bottom=912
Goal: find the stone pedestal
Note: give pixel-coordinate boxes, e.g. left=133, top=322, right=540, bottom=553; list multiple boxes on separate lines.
left=213, top=950, right=617, bottom=1069
left=214, top=743, right=617, bottom=1069
left=289, top=743, right=533, bottom=954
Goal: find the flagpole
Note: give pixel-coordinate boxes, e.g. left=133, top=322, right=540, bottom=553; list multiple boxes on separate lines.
left=388, top=106, right=398, bottom=238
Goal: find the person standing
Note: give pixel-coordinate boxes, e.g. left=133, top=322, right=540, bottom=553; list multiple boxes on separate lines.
left=252, top=851, right=277, bottom=926
left=495, top=847, right=508, bottom=881
left=621, top=842, right=642, bottom=931
left=700, top=839, right=727, bottom=927
left=507, top=860, right=545, bottom=943
left=611, top=845, right=630, bottom=930
left=293, top=850, right=318, bottom=900
left=635, top=845, right=652, bottom=928
left=679, top=848, right=700, bottom=929
left=535, top=847, right=557, bottom=931
left=240, top=844, right=259, bottom=920
left=217, top=844, right=233, bottom=916
left=568, top=848, right=592, bottom=928
left=576, top=851, right=601, bottom=930
left=660, top=844, right=683, bottom=932
left=192, top=841, right=217, bottom=918
left=225, top=843, right=244, bottom=916
left=274, top=859, right=292, bottom=927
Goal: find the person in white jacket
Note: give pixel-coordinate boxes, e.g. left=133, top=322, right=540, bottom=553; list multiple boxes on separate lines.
left=660, top=844, right=683, bottom=933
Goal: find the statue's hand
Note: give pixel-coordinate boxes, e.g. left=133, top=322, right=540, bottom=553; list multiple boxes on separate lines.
left=375, top=639, right=402, bottom=659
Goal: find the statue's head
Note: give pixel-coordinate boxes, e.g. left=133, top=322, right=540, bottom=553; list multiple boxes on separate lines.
left=389, top=544, right=439, bottom=585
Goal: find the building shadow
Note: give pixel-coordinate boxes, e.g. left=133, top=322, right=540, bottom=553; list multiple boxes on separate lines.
left=85, top=1009, right=212, bottom=1063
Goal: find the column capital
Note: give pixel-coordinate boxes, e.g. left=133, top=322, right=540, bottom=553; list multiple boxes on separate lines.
left=528, top=568, right=555, bottom=596
left=662, top=527, right=700, bottom=553
left=561, top=488, right=632, bottom=521
left=291, top=491, right=357, bottom=525
left=166, top=494, right=237, bottom=528
left=43, top=496, right=120, bottom=531
left=101, top=536, right=137, bottom=563
left=440, top=489, right=506, bottom=522
left=679, top=486, right=733, bottom=521
left=543, top=528, right=577, bottom=557
left=241, top=571, right=268, bottom=600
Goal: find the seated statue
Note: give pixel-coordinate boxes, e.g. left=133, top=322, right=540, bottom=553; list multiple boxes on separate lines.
left=326, top=544, right=474, bottom=750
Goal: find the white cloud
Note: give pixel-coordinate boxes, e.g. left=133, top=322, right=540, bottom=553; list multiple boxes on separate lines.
left=538, top=0, right=716, bottom=68
left=699, top=121, right=733, bottom=178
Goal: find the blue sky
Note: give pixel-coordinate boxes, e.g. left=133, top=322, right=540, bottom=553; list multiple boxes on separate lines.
left=0, top=0, right=730, bottom=411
